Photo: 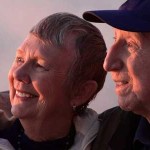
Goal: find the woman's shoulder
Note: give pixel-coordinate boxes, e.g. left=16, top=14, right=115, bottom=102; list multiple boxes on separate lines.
left=0, top=119, right=21, bottom=141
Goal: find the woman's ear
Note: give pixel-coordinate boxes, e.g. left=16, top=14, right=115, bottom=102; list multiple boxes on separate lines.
left=70, top=80, right=98, bottom=107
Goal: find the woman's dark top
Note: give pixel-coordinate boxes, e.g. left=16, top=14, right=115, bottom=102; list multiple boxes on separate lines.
left=0, top=119, right=75, bottom=150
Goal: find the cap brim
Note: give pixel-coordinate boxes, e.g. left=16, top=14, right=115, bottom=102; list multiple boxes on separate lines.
left=83, top=10, right=150, bottom=32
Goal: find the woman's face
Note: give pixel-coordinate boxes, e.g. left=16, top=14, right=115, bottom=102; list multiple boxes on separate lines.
left=8, top=34, right=75, bottom=121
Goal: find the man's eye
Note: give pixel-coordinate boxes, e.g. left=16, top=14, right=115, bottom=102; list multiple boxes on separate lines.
left=113, top=36, right=117, bottom=42
left=127, top=42, right=133, bottom=48
left=126, top=42, right=139, bottom=54
left=127, top=43, right=135, bottom=53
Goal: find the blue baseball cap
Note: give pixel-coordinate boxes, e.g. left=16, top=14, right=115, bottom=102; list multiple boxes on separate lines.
left=83, top=0, right=150, bottom=32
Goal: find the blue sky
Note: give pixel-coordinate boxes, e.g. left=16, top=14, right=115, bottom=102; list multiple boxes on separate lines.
left=0, top=0, right=125, bottom=113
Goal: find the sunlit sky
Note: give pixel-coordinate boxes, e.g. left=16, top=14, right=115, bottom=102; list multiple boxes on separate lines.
left=0, top=0, right=125, bottom=113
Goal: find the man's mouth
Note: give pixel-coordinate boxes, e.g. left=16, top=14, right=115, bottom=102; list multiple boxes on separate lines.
left=114, top=80, right=131, bottom=96
left=115, top=81, right=128, bottom=86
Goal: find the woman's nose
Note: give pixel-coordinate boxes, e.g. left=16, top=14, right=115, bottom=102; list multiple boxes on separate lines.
left=13, top=64, right=31, bottom=84
left=103, top=46, right=123, bottom=72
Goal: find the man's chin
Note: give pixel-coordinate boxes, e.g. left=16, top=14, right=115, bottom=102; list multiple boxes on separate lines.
left=118, top=97, right=132, bottom=112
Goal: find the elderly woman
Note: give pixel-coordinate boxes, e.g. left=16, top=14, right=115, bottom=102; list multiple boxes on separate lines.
left=0, top=13, right=106, bottom=150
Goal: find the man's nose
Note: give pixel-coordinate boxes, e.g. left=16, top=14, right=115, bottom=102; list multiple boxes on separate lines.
left=103, top=46, right=123, bottom=72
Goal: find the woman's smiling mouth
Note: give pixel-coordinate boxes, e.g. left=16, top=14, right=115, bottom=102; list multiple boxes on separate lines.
left=16, top=90, right=36, bottom=98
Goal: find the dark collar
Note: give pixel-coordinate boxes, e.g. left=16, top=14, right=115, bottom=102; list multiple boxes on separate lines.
left=134, top=117, right=150, bottom=148
left=0, top=119, right=76, bottom=150
left=19, top=121, right=76, bottom=150
left=108, top=111, right=140, bottom=150
left=92, top=107, right=141, bottom=150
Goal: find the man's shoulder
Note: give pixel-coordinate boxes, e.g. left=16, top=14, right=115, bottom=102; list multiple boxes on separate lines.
left=98, top=106, right=140, bottom=122
left=92, top=107, right=141, bottom=150
left=98, top=106, right=121, bottom=118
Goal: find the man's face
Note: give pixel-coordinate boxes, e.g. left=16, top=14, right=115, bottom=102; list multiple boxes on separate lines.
left=104, top=29, right=150, bottom=116
left=8, top=34, right=76, bottom=121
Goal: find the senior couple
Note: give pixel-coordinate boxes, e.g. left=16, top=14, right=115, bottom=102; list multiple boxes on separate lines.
left=0, top=0, right=150, bottom=149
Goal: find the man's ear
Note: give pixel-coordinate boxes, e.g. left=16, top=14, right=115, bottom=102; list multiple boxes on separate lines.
left=70, top=80, right=98, bottom=107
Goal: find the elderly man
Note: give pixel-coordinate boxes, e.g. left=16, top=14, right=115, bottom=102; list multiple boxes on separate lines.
left=83, top=0, right=150, bottom=150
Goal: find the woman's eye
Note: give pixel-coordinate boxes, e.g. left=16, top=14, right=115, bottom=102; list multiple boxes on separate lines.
left=35, top=63, right=49, bottom=72
left=16, top=57, right=24, bottom=64
left=36, top=64, right=44, bottom=68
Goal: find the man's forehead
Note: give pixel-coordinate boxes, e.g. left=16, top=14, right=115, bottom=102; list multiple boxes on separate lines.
left=114, top=29, right=142, bottom=39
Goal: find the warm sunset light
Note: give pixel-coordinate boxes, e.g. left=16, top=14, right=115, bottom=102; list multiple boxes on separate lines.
left=0, top=0, right=125, bottom=113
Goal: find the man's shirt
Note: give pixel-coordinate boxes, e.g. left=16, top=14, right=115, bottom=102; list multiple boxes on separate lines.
left=134, top=117, right=150, bottom=150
